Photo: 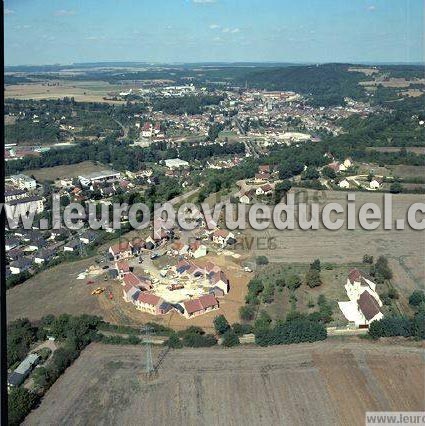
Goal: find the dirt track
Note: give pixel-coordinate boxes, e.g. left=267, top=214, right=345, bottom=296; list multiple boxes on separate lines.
left=24, top=340, right=425, bottom=426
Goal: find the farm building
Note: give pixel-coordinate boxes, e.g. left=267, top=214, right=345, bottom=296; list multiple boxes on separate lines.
left=338, top=269, right=384, bottom=327
left=7, top=353, right=40, bottom=388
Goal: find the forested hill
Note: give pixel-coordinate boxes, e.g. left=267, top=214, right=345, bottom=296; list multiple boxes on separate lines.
left=240, top=64, right=366, bottom=106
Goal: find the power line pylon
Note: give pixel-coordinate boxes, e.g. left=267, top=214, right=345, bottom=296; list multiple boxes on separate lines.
left=141, top=325, right=155, bottom=379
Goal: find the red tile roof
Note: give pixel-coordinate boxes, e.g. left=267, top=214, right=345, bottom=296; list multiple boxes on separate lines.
left=110, top=241, right=131, bottom=255
left=116, top=261, right=129, bottom=272
left=123, top=282, right=135, bottom=293
left=357, top=291, right=381, bottom=321
left=348, top=269, right=362, bottom=284
left=184, top=298, right=203, bottom=315
left=199, top=294, right=218, bottom=309
left=213, top=229, right=230, bottom=239
left=123, top=273, right=141, bottom=287
left=212, top=271, right=227, bottom=284
left=137, top=292, right=161, bottom=306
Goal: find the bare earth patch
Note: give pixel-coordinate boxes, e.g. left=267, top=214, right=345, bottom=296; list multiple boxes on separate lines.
left=23, top=340, right=425, bottom=426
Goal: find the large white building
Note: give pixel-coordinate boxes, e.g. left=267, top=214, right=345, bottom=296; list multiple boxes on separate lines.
left=5, top=196, right=44, bottom=218
left=164, top=158, right=189, bottom=169
left=10, top=174, right=37, bottom=191
left=78, top=170, right=121, bottom=187
left=338, top=269, right=384, bottom=327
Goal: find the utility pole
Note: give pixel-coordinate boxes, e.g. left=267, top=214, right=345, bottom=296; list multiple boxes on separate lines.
left=141, top=325, right=154, bottom=376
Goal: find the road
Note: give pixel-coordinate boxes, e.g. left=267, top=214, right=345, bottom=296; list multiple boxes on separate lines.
left=112, top=117, right=128, bottom=139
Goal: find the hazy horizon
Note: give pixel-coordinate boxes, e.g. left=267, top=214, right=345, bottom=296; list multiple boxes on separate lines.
left=4, top=0, right=424, bottom=66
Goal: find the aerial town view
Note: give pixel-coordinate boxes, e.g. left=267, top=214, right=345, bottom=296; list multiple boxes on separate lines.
left=2, top=1, right=425, bottom=425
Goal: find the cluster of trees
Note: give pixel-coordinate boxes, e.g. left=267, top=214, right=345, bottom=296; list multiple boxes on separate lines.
left=369, top=290, right=425, bottom=340
left=5, top=120, right=61, bottom=145
left=274, top=180, right=292, bottom=203
left=7, top=319, right=38, bottom=369
left=213, top=315, right=240, bottom=347
left=8, top=387, right=39, bottom=426
left=369, top=314, right=425, bottom=340
left=369, top=256, right=393, bottom=284
left=241, top=64, right=367, bottom=106
left=177, top=327, right=217, bottom=347
left=254, top=317, right=327, bottom=346
left=197, top=157, right=258, bottom=202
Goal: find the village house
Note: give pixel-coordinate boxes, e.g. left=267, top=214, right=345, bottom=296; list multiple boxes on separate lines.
left=256, top=183, right=273, bottom=196
left=212, top=229, right=235, bottom=247
left=239, top=191, right=253, bottom=204
left=79, top=230, right=98, bottom=245
left=34, top=249, right=55, bottom=264
left=115, top=260, right=130, bottom=278
left=9, top=257, right=33, bottom=275
left=254, top=173, right=270, bottom=182
left=141, top=122, right=153, bottom=138
left=170, top=241, right=189, bottom=256
left=339, top=179, right=350, bottom=189
left=182, top=294, right=219, bottom=318
left=63, top=239, right=80, bottom=252
left=136, top=292, right=171, bottom=315
left=131, top=238, right=145, bottom=255
left=188, top=240, right=207, bottom=259
left=328, top=162, right=340, bottom=173
left=123, top=272, right=152, bottom=291
left=369, top=178, right=383, bottom=190
left=258, top=165, right=271, bottom=174
left=210, top=270, right=229, bottom=294
left=122, top=282, right=140, bottom=303
left=109, top=241, right=133, bottom=261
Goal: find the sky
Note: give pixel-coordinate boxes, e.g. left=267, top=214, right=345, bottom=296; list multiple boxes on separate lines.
left=4, top=0, right=424, bottom=65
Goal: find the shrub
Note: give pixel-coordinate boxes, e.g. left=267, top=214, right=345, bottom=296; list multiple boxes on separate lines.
left=214, top=315, right=230, bottom=335
left=166, top=332, right=183, bottom=349
left=232, top=323, right=253, bottom=335
left=256, top=256, right=269, bottom=266
left=221, top=330, right=240, bottom=347
left=409, top=290, right=425, bottom=307
left=8, top=388, right=39, bottom=426
left=239, top=305, right=256, bottom=321
left=286, top=274, right=301, bottom=290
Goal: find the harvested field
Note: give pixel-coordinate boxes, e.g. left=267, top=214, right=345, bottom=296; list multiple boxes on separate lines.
left=26, top=161, right=111, bottom=182
left=388, top=165, right=425, bottom=180
left=367, top=146, right=425, bottom=155
left=237, top=190, right=425, bottom=309
left=360, top=78, right=425, bottom=88
left=4, top=81, right=127, bottom=104
left=23, top=340, right=425, bottom=426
